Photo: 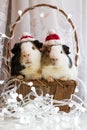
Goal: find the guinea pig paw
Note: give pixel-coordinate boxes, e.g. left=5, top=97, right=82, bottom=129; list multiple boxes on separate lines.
left=31, top=75, right=41, bottom=80
left=60, top=76, right=68, bottom=81
left=16, top=75, right=24, bottom=80
left=31, top=76, right=36, bottom=80
left=47, top=76, right=54, bottom=82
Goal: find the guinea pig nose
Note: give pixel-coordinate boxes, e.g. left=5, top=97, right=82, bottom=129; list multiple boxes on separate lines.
left=28, top=54, right=30, bottom=56
left=51, top=58, right=58, bottom=65
left=51, top=58, right=58, bottom=61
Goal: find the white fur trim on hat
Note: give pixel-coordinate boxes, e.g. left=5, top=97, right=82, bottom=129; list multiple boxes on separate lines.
left=20, top=32, right=35, bottom=42
left=45, top=39, right=62, bottom=46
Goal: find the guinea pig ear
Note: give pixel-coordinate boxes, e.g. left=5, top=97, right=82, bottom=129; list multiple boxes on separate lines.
left=62, top=45, right=70, bottom=55
left=33, top=40, right=43, bottom=49
left=11, top=43, right=21, bottom=54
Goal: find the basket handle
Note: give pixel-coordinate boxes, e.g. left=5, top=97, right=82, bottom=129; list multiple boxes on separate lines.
left=8, top=3, right=79, bottom=66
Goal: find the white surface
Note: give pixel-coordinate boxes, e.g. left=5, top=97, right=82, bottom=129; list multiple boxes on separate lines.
left=0, top=106, right=87, bottom=130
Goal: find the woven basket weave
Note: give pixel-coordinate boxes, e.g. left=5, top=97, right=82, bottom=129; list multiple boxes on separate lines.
left=6, top=4, right=79, bottom=112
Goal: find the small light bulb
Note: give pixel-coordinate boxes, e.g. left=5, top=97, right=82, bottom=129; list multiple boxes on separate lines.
left=40, top=12, right=45, bottom=18
left=69, top=102, right=73, bottom=107
left=75, top=87, right=79, bottom=93
left=28, top=82, right=33, bottom=86
left=46, top=93, right=50, bottom=97
left=0, top=80, right=4, bottom=84
left=18, top=94, right=23, bottom=100
left=67, top=14, right=72, bottom=19
left=18, top=10, right=22, bottom=16
left=31, top=86, right=35, bottom=92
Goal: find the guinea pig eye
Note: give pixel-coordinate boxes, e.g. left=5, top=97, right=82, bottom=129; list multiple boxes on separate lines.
left=23, top=54, right=26, bottom=57
left=32, top=46, right=36, bottom=50
left=61, top=51, right=63, bottom=54
left=48, top=50, right=50, bottom=53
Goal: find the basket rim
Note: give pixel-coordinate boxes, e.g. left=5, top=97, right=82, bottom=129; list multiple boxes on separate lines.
left=7, top=3, right=79, bottom=66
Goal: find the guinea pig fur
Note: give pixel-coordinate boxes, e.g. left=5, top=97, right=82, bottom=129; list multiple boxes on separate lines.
left=42, top=44, right=78, bottom=82
left=11, top=40, right=43, bottom=80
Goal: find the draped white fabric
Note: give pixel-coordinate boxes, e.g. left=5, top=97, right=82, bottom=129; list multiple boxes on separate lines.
left=62, top=0, right=87, bottom=100
left=11, top=0, right=30, bottom=46
left=0, top=0, right=9, bottom=77
left=62, top=0, right=87, bottom=90
left=0, top=0, right=9, bottom=33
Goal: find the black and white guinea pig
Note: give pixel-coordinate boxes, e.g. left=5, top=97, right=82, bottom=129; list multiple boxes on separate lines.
left=11, top=40, right=43, bottom=80
left=42, top=44, right=78, bottom=82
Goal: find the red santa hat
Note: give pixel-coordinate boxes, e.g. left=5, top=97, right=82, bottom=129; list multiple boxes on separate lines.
left=20, top=32, right=35, bottom=42
left=44, top=29, right=62, bottom=46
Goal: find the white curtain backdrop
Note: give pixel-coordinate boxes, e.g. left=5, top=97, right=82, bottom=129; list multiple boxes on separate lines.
left=61, top=0, right=87, bottom=100
left=11, top=0, right=30, bottom=46
left=0, top=0, right=9, bottom=34
left=0, top=0, right=9, bottom=78
left=62, top=0, right=87, bottom=88
left=29, top=0, right=62, bottom=41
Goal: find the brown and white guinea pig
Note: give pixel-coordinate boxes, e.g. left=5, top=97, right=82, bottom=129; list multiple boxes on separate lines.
left=42, top=29, right=78, bottom=82
left=41, top=44, right=78, bottom=82
left=42, top=44, right=78, bottom=82
left=11, top=34, right=43, bottom=80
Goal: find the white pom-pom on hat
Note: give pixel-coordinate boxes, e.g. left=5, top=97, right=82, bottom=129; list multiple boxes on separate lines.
left=47, top=29, right=57, bottom=35
left=44, top=29, right=62, bottom=46
left=20, top=32, right=35, bottom=42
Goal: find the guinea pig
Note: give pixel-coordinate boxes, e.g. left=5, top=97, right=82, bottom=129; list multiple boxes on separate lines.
left=11, top=40, right=43, bottom=80
left=41, top=44, right=78, bottom=82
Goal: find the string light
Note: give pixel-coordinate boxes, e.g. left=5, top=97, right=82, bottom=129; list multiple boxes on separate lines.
left=0, top=78, right=87, bottom=130
left=67, top=14, right=72, bottom=19
left=18, top=10, right=22, bottom=16
left=0, top=80, right=4, bottom=84
left=0, top=33, right=10, bottom=39
left=75, top=87, right=79, bottom=93
left=27, top=81, right=33, bottom=86
left=40, top=12, right=45, bottom=18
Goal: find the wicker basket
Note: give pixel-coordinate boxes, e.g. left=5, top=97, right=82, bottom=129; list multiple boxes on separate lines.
left=6, top=4, right=79, bottom=112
